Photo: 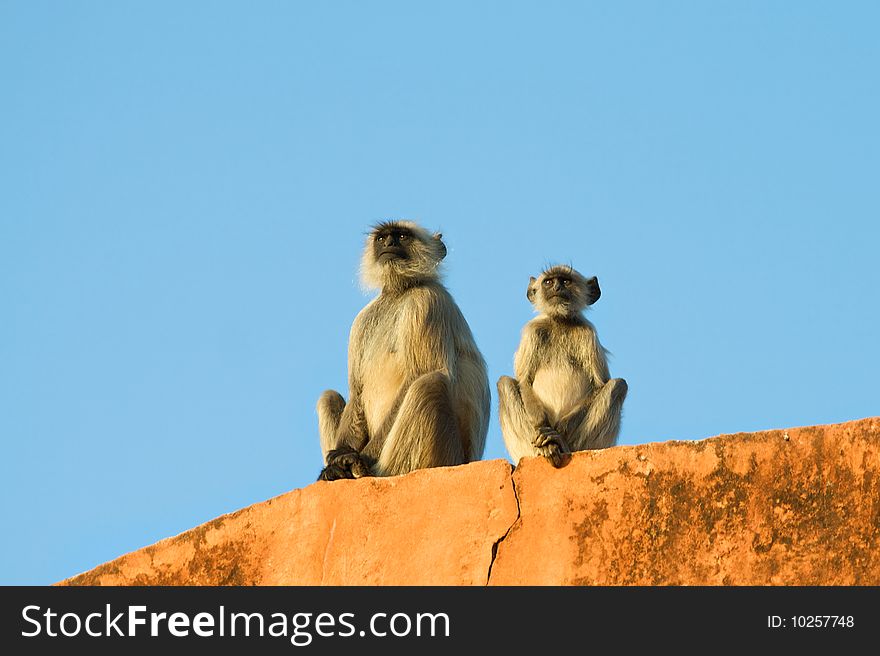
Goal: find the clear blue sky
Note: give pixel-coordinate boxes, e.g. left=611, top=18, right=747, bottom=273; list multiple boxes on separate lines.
left=2, top=1, right=878, bottom=585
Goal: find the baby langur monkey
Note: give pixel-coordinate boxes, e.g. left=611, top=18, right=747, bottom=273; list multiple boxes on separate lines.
left=497, top=265, right=627, bottom=467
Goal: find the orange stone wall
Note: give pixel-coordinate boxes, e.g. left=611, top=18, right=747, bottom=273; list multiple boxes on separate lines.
left=61, top=417, right=880, bottom=586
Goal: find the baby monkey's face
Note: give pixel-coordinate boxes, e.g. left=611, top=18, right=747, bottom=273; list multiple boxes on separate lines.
left=527, top=266, right=601, bottom=317
left=541, top=273, right=575, bottom=304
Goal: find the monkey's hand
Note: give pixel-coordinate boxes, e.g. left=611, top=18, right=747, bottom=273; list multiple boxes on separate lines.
left=317, top=446, right=373, bottom=482
left=534, top=425, right=571, bottom=468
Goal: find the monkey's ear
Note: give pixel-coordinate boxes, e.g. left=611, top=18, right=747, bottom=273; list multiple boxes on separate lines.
left=433, top=233, right=447, bottom=260
left=585, top=276, right=601, bottom=305
left=526, top=276, right=538, bottom=303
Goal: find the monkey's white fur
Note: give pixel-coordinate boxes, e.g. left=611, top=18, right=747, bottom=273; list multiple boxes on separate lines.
left=317, top=221, right=490, bottom=478
left=498, top=265, right=627, bottom=466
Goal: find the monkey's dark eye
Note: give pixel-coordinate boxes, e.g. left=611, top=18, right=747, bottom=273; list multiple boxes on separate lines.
left=376, top=235, right=385, bottom=243
left=543, top=279, right=553, bottom=286
left=399, top=233, right=407, bottom=241
left=562, top=278, right=571, bottom=286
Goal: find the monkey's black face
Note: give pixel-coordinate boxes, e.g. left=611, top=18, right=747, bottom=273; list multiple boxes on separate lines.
left=541, top=275, right=574, bottom=304
left=373, top=228, right=413, bottom=264
left=529, top=267, right=601, bottom=316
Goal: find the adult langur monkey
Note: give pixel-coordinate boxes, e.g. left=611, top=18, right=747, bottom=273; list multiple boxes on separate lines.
left=316, top=221, right=491, bottom=481
left=497, top=265, right=627, bottom=468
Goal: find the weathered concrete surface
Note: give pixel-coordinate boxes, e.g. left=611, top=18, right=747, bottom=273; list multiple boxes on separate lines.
left=61, top=417, right=880, bottom=586
left=61, top=459, right=517, bottom=585
left=489, top=417, right=880, bottom=585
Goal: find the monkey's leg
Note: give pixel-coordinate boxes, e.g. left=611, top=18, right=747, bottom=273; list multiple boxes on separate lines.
left=564, top=378, right=628, bottom=451
left=497, top=376, right=568, bottom=467
left=374, top=372, right=465, bottom=477
left=497, top=376, right=535, bottom=464
left=316, top=390, right=373, bottom=481
left=316, top=390, right=345, bottom=463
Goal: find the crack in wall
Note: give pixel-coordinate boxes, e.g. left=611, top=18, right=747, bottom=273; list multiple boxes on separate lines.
left=486, top=470, right=521, bottom=585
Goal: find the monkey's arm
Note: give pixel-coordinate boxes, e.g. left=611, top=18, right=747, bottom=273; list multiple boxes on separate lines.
left=584, top=323, right=611, bottom=388
left=334, top=313, right=372, bottom=451
left=508, top=323, right=569, bottom=466
left=514, top=326, right=552, bottom=429
left=418, top=289, right=458, bottom=377
left=369, top=290, right=457, bottom=442
left=514, top=328, right=568, bottom=457
left=518, top=377, right=549, bottom=429
left=519, top=373, right=571, bottom=463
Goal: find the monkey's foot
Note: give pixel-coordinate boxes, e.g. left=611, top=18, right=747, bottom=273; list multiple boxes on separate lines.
left=538, top=443, right=571, bottom=468
left=317, top=446, right=373, bottom=482
left=317, top=463, right=352, bottom=481
left=534, top=426, right=571, bottom=468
